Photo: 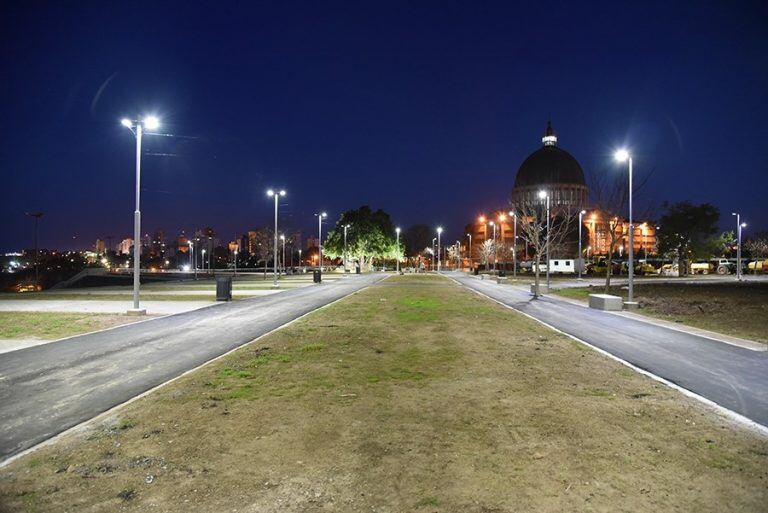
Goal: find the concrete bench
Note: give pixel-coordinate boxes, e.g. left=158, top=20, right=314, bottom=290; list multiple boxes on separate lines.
left=588, top=294, right=623, bottom=311
left=496, top=277, right=508, bottom=284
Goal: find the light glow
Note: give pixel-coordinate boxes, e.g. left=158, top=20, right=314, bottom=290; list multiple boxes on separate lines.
left=614, top=149, right=630, bottom=162
left=437, top=226, right=443, bottom=234
left=120, top=118, right=132, bottom=128
left=144, top=116, right=160, bottom=130
left=538, top=190, right=547, bottom=199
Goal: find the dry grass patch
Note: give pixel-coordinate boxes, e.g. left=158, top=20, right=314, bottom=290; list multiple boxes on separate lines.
left=0, top=274, right=766, bottom=512
left=0, top=312, right=143, bottom=340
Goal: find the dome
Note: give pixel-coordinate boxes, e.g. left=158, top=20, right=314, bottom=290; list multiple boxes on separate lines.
left=513, top=123, right=586, bottom=188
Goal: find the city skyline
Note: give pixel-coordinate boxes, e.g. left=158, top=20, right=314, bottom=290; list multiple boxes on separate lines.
left=2, top=2, right=767, bottom=252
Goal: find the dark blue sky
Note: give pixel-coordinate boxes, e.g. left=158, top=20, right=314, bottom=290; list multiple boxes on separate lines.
left=2, top=1, right=767, bottom=251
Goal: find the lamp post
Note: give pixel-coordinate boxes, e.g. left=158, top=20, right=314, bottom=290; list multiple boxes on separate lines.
left=615, top=149, right=634, bottom=304
left=489, top=221, right=497, bottom=272
left=202, top=249, right=207, bottom=274
left=315, top=212, right=327, bottom=278
left=280, top=234, right=286, bottom=274
left=732, top=213, right=746, bottom=280
left=121, top=115, right=159, bottom=314
left=498, top=214, right=507, bottom=271
left=343, top=224, right=350, bottom=271
left=508, top=211, right=517, bottom=277
left=466, top=233, right=472, bottom=271
left=538, top=190, right=550, bottom=288
left=298, top=249, right=303, bottom=269
left=188, top=240, right=197, bottom=279
left=267, top=189, right=286, bottom=287
left=25, top=212, right=43, bottom=289
left=233, top=249, right=238, bottom=276
left=395, top=227, right=401, bottom=273
left=578, top=209, right=587, bottom=280
left=436, top=227, right=443, bottom=272
left=432, top=237, right=436, bottom=270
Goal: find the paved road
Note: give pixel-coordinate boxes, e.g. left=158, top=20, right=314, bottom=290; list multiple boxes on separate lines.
left=0, top=273, right=384, bottom=461
left=449, top=273, right=768, bottom=428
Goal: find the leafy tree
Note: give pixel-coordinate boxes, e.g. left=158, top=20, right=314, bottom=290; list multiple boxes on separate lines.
left=657, top=202, right=720, bottom=276
left=744, top=232, right=768, bottom=259
left=324, top=206, right=399, bottom=271
left=479, top=239, right=495, bottom=269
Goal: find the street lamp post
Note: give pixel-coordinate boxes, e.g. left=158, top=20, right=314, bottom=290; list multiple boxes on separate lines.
left=233, top=249, right=238, bottom=276
left=489, top=221, right=497, bottom=272
left=732, top=213, right=746, bottom=280
left=615, top=149, right=634, bottom=305
left=280, top=235, right=286, bottom=274
left=298, top=249, right=303, bottom=269
left=315, top=212, right=327, bottom=279
left=432, top=237, right=436, bottom=270
left=267, top=189, right=286, bottom=287
left=121, top=115, right=159, bottom=314
left=465, top=233, right=472, bottom=271
left=538, top=190, right=550, bottom=289
left=395, top=227, right=401, bottom=273
left=508, top=211, right=518, bottom=278
left=437, top=227, right=443, bottom=272
left=25, top=212, right=43, bottom=289
left=202, top=249, right=207, bottom=274
left=578, top=209, right=587, bottom=280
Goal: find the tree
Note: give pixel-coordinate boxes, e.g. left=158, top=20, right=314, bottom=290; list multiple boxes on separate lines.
left=479, top=239, right=495, bottom=270
left=657, top=202, right=720, bottom=276
left=323, top=206, right=399, bottom=271
left=252, top=227, right=274, bottom=278
left=512, top=197, right=577, bottom=297
left=744, top=232, right=768, bottom=259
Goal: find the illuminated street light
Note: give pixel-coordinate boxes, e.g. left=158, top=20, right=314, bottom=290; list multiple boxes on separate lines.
left=578, top=209, right=587, bottom=280
left=466, top=233, right=472, bottom=270
left=233, top=248, right=238, bottom=276
left=489, top=221, right=497, bottom=272
left=732, top=212, right=747, bottom=281
left=432, top=237, right=437, bottom=270
left=315, top=212, right=327, bottom=281
left=343, top=224, right=350, bottom=272
left=121, top=115, right=161, bottom=314
left=267, top=189, right=286, bottom=287
left=437, top=227, right=443, bottom=272
left=508, top=211, right=518, bottom=277
left=201, top=249, right=206, bottom=274
left=279, top=234, right=286, bottom=274
left=614, top=149, right=634, bottom=305
left=395, top=227, right=401, bottom=273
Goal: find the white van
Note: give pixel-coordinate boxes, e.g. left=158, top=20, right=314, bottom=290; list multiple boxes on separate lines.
left=549, top=259, right=576, bottom=274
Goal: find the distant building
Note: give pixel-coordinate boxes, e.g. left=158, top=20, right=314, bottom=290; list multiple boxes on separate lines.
left=118, top=238, right=133, bottom=255
left=306, top=236, right=319, bottom=250
left=464, top=122, right=656, bottom=262
left=94, top=239, right=105, bottom=254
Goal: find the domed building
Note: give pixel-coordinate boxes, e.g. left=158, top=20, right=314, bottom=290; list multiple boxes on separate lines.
left=511, top=121, right=588, bottom=209
left=461, top=122, right=657, bottom=270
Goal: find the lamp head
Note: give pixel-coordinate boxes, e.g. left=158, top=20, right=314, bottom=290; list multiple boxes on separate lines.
left=396, top=227, right=400, bottom=234
left=489, top=221, right=494, bottom=226
left=741, top=222, right=747, bottom=228
left=478, top=215, right=486, bottom=223
left=120, top=118, right=133, bottom=128
left=279, top=190, right=286, bottom=196
left=143, top=116, right=160, bottom=130
left=267, top=189, right=274, bottom=197
left=580, top=210, right=587, bottom=215
left=437, top=226, right=443, bottom=234
left=614, top=149, right=630, bottom=162
left=280, top=234, right=285, bottom=240
left=498, top=214, right=506, bottom=222
left=538, top=190, right=547, bottom=199
left=321, top=212, right=327, bottom=218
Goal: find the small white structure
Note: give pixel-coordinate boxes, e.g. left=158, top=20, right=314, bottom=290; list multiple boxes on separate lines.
left=549, top=259, right=576, bottom=274
left=588, top=294, right=623, bottom=311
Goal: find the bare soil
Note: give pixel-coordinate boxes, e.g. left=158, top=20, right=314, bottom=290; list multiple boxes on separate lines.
left=1, top=275, right=766, bottom=512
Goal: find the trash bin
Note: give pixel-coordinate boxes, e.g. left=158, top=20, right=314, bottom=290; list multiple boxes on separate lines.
left=355, top=265, right=361, bottom=274
left=216, top=276, right=232, bottom=301
left=473, top=268, right=479, bottom=276
left=498, top=270, right=507, bottom=277
left=313, top=269, right=322, bottom=283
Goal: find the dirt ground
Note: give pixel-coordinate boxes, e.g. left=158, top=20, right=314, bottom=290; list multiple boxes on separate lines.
left=555, top=282, right=768, bottom=343
left=0, top=275, right=766, bottom=512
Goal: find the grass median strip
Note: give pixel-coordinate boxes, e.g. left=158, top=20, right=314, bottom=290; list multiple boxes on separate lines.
left=0, top=274, right=765, bottom=512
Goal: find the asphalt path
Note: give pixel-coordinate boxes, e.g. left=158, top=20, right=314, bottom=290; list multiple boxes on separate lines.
left=0, top=273, right=384, bottom=461
left=450, top=272, right=768, bottom=428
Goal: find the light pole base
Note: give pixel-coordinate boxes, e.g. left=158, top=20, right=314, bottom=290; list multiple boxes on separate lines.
left=271, top=283, right=280, bottom=289
left=623, top=301, right=640, bottom=311
left=126, top=308, right=147, bottom=316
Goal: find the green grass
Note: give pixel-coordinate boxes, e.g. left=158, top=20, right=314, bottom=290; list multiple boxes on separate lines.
left=0, top=312, right=138, bottom=339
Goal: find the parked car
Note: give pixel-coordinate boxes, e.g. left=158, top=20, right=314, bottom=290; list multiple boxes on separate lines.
left=634, top=261, right=657, bottom=275
left=659, top=263, right=679, bottom=277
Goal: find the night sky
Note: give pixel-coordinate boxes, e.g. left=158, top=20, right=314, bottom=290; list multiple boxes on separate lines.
left=2, top=1, right=767, bottom=252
